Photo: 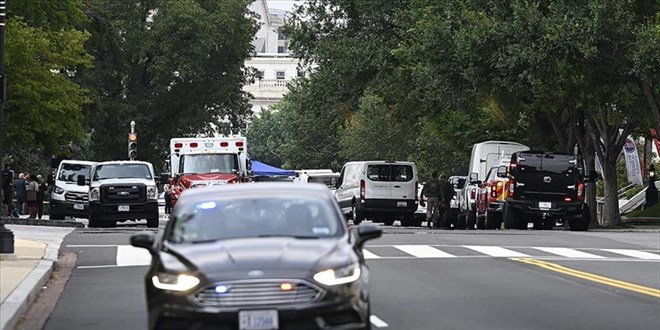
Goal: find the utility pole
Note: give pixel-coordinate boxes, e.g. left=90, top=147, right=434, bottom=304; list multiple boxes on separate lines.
left=0, top=0, right=16, bottom=255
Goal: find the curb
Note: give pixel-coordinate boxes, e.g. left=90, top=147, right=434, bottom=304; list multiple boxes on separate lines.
left=0, top=217, right=84, bottom=228
left=0, top=233, right=65, bottom=330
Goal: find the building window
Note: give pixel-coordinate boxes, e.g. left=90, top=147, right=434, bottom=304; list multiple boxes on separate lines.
left=278, top=45, right=287, bottom=53
left=278, top=27, right=287, bottom=41
left=276, top=71, right=286, bottom=80
left=256, top=70, right=264, bottom=80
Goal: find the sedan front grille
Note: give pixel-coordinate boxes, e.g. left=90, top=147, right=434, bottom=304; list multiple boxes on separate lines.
left=65, top=191, right=88, bottom=203
left=193, top=280, right=323, bottom=307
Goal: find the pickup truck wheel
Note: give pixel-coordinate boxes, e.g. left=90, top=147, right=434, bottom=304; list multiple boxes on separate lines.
left=352, top=204, right=363, bottom=225
left=49, top=212, right=64, bottom=220
left=503, top=204, right=525, bottom=229
left=466, top=211, right=477, bottom=229
left=542, top=217, right=555, bottom=230
left=147, top=215, right=159, bottom=228
left=485, top=211, right=501, bottom=230
left=456, top=213, right=466, bottom=229
left=88, top=216, right=101, bottom=228
left=569, top=205, right=590, bottom=231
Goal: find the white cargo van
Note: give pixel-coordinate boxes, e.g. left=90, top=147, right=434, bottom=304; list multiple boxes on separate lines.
left=49, top=160, right=97, bottom=220
left=334, top=161, right=419, bottom=226
left=458, top=141, right=529, bottom=229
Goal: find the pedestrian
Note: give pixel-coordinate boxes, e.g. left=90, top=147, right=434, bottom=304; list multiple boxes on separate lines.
left=437, top=174, right=455, bottom=229
left=25, top=173, right=40, bottom=218
left=14, top=172, right=27, bottom=215
left=420, top=172, right=441, bottom=228
left=164, top=184, right=173, bottom=216
left=36, top=174, right=48, bottom=219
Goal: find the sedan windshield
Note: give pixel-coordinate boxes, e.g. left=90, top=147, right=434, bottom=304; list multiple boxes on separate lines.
left=168, top=195, right=343, bottom=243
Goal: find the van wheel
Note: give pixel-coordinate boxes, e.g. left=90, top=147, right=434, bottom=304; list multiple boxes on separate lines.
left=466, top=211, right=476, bottom=229
left=569, top=205, right=590, bottom=231
left=352, top=204, right=363, bottom=225
left=401, top=212, right=420, bottom=227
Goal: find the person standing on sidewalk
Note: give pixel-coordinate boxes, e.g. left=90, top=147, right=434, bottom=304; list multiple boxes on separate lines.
left=25, top=173, right=39, bottom=218
left=14, top=172, right=27, bottom=215
left=2, top=164, right=14, bottom=216
left=36, top=174, right=48, bottom=219
left=420, top=172, right=441, bottom=228
left=163, top=184, right=173, bottom=216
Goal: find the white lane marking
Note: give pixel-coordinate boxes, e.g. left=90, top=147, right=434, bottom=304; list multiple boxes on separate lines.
left=78, top=264, right=147, bottom=269
left=601, top=249, right=660, bottom=260
left=370, top=315, right=389, bottom=327
left=393, top=245, right=456, bottom=258
left=533, top=247, right=605, bottom=259
left=463, top=245, right=530, bottom=257
left=67, top=244, right=119, bottom=247
left=363, top=249, right=381, bottom=259
left=116, top=245, right=152, bottom=266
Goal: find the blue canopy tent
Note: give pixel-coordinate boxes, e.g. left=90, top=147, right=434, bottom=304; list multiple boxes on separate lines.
left=251, top=160, right=295, bottom=177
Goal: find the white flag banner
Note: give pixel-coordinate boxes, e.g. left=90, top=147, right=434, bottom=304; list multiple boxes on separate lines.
left=623, top=136, right=644, bottom=186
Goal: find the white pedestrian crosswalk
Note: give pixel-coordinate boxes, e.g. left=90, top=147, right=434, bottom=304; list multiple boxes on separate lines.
left=72, top=244, right=660, bottom=268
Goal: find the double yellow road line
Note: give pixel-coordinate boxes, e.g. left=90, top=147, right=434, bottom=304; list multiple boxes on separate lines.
left=511, top=258, right=660, bottom=298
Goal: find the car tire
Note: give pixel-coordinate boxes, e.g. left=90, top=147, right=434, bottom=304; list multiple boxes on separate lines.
left=503, top=203, right=525, bottom=229
left=476, top=215, right=486, bottom=230
left=466, top=210, right=477, bottom=229
left=401, top=212, right=420, bottom=227
left=569, top=205, right=590, bottom=231
left=485, top=211, right=501, bottom=230
left=49, top=212, right=64, bottom=220
left=362, top=299, right=372, bottom=330
left=456, top=213, right=466, bottom=229
left=88, top=215, right=101, bottom=228
left=542, top=217, right=555, bottom=230
left=147, top=215, right=159, bottom=228
left=352, top=203, right=363, bottom=225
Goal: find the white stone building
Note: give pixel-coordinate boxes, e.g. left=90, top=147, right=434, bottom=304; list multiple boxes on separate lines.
left=244, top=0, right=302, bottom=116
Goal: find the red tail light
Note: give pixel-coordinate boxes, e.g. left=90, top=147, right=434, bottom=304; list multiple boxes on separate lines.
left=360, top=179, right=365, bottom=200
left=236, top=141, right=244, bottom=147
left=577, top=182, right=585, bottom=202
left=190, top=142, right=198, bottom=148
left=509, top=178, right=516, bottom=198
left=564, top=197, right=572, bottom=202
left=510, top=162, right=517, bottom=171
left=470, top=188, right=476, bottom=200
left=220, top=142, right=229, bottom=147
left=491, top=181, right=504, bottom=198
left=174, top=143, right=183, bottom=148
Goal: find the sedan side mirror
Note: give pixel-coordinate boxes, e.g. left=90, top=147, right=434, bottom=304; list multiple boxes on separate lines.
left=354, top=224, right=382, bottom=248
left=130, top=232, right=156, bottom=255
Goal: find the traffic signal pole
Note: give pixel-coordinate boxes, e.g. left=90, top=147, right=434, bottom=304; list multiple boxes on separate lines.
left=128, top=121, right=137, bottom=160
left=0, top=0, right=16, bottom=255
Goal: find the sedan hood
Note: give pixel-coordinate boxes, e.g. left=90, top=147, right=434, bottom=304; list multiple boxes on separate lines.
left=164, top=237, right=354, bottom=280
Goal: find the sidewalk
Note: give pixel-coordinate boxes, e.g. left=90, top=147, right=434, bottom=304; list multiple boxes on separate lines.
left=0, top=225, right=74, bottom=330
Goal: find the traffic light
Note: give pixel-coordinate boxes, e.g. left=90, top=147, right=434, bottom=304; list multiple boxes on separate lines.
left=128, top=132, right=138, bottom=160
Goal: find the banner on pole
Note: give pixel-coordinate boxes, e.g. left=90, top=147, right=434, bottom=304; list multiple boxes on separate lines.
left=623, top=136, right=644, bottom=186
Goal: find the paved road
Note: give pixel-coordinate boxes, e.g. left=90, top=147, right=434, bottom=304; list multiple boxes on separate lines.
left=41, top=221, right=660, bottom=330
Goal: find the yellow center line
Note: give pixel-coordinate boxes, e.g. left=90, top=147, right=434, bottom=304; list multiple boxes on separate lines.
left=511, top=258, right=660, bottom=298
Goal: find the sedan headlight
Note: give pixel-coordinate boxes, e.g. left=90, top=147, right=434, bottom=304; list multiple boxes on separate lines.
left=53, top=186, right=65, bottom=194
left=90, top=188, right=100, bottom=201
left=151, top=273, right=200, bottom=291
left=147, top=186, right=157, bottom=200
left=313, top=262, right=361, bottom=286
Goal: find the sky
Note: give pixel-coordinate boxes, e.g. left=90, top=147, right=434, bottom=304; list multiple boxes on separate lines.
left=267, top=0, right=299, bottom=12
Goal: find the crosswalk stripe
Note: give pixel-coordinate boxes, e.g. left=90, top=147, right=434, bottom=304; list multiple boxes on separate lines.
left=370, top=315, right=389, bottom=327
left=116, top=245, right=152, bottom=266
left=601, top=249, right=660, bottom=260
left=393, top=245, right=456, bottom=258
left=533, top=247, right=605, bottom=259
left=463, top=245, right=530, bottom=257
left=363, top=249, right=381, bottom=259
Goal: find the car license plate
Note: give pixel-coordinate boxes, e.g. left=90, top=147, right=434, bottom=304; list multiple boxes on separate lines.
left=539, top=202, right=551, bottom=209
left=118, top=205, right=130, bottom=212
left=397, top=201, right=407, bottom=207
left=74, top=204, right=84, bottom=210
left=239, top=310, right=278, bottom=330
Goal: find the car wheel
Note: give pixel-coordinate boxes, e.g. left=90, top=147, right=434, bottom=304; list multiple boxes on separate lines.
left=88, top=215, right=101, bottom=228
left=485, top=210, right=501, bottom=229
left=569, top=205, right=590, bottom=231
left=352, top=203, right=363, bottom=225
left=542, top=217, right=555, bottom=230
left=401, top=212, right=419, bottom=227
left=456, top=213, right=466, bottom=229
left=49, top=212, right=64, bottom=220
left=147, top=215, right=159, bottom=228
left=476, top=215, right=486, bottom=230
left=466, top=210, right=477, bottom=229
left=503, top=203, right=525, bottom=229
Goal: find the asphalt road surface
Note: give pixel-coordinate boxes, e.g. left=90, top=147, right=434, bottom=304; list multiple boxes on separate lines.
left=37, top=220, right=660, bottom=330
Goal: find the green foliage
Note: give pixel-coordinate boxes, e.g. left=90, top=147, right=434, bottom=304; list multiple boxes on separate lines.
left=625, top=201, right=660, bottom=219
left=77, top=0, right=259, bottom=166
left=245, top=107, right=287, bottom=168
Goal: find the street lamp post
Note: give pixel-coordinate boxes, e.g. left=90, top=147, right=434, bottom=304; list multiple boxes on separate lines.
left=0, top=0, right=15, bottom=255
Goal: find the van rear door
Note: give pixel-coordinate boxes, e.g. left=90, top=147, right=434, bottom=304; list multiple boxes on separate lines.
left=365, top=164, right=392, bottom=199
left=390, top=164, right=416, bottom=201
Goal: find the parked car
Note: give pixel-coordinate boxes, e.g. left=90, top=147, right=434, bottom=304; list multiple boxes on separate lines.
left=504, top=150, right=590, bottom=231
left=49, top=160, right=97, bottom=220
left=335, top=161, right=419, bottom=226
left=448, top=176, right=467, bottom=228
left=130, top=183, right=382, bottom=330
left=475, top=160, right=510, bottom=229
left=459, top=141, right=529, bottom=229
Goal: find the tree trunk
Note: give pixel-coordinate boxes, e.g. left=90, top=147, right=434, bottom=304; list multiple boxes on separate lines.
left=600, top=161, right=620, bottom=226
left=584, top=153, right=599, bottom=227
left=640, top=75, right=660, bottom=136
left=569, top=99, right=598, bottom=227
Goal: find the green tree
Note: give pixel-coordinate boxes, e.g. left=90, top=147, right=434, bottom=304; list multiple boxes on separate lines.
left=245, top=107, right=287, bottom=168
left=77, top=0, right=258, bottom=166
